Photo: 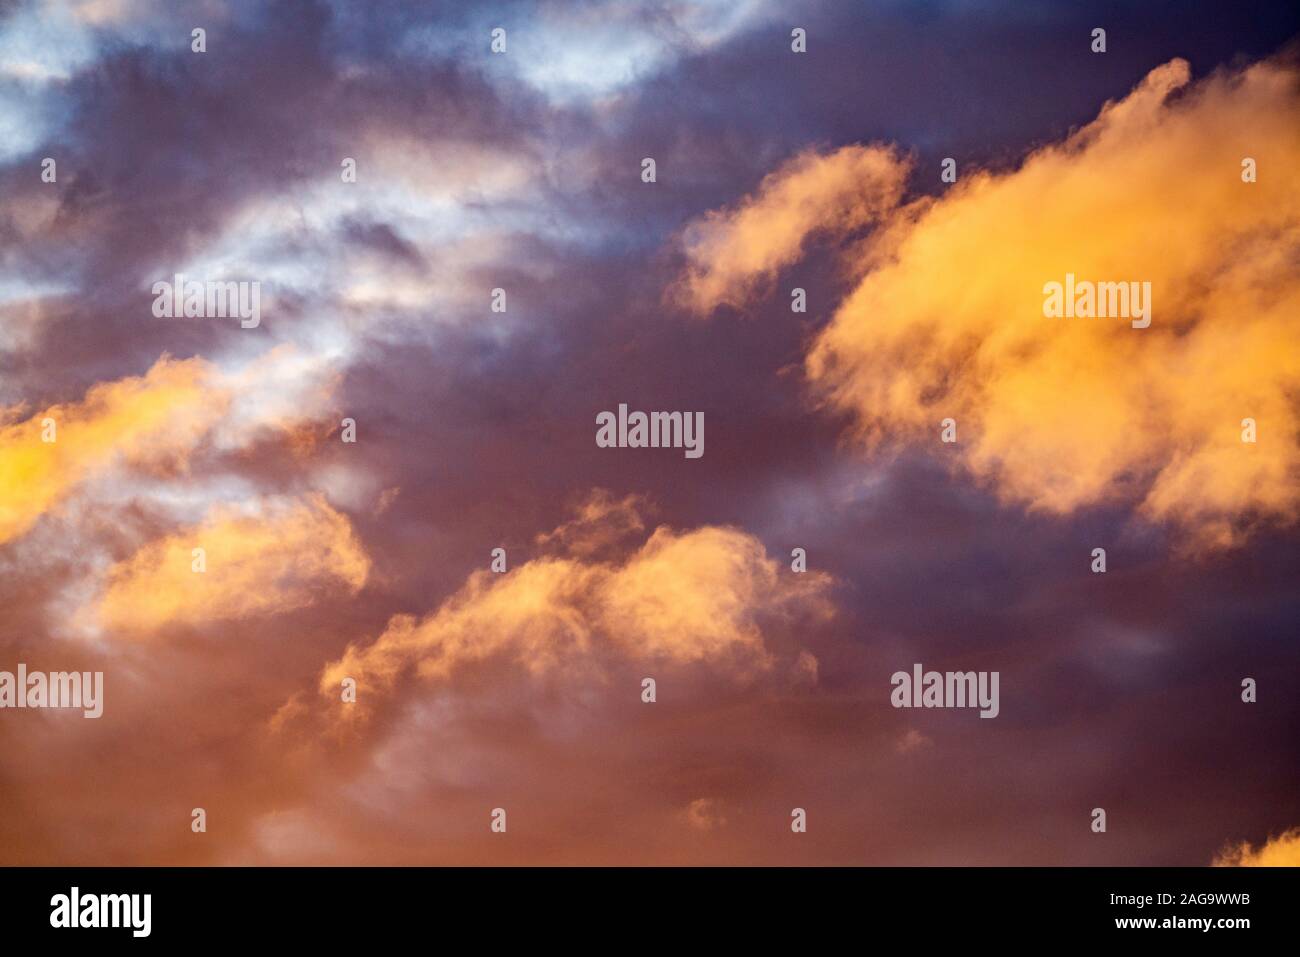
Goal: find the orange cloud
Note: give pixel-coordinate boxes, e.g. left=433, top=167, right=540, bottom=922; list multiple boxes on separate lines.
left=1214, top=827, right=1300, bottom=866
left=671, top=143, right=909, bottom=315
left=317, top=500, right=834, bottom=718
left=533, top=489, right=646, bottom=558
left=678, top=56, right=1300, bottom=548
left=0, top=347, right=344, bottom=548
left=90, top=494, right=370, bottom=636
left=0, top=355, right=226, bottom=545
left=681, top=797, right=727, bottom=832
left=811, top=58, right=1300, bottom=548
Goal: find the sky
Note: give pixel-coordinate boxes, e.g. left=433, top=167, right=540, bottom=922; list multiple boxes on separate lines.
left=0, top=0, right=1297, bottom=865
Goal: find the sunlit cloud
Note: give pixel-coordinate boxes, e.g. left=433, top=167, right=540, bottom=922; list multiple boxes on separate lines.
left=532, top=488, right=647, bottom=558
left=678, top=56, right=1300, bottom=548
left=314, top=496, right=834, bottom=719
left=0, top=346, right=342, bottom=546
left=671, top=143, right=909, bottom=315
left=1, top=0, right=1295, bottom=870
left=87, top=492, right=370, bottom=637
left=1214, top=827, right=1300, bottom=866
left=0, top=355, right=223, bottom=544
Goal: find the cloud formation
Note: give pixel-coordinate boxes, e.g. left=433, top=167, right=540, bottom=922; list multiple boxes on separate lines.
left=88, top=493, right=369, bottom=636
left=0, top=347, right=343, bottom=547
left=671, top=143, right=909, bottom=315
left=679, top=57, right=1300, bottom=548
left=2, top=0, right=1296, bottom=868
left=1214, top=827, right=1300, bottom=866
left=316, top=496, right=833, bottom=718
left=812, top=58, right=1300, bottom=548
left=0, top=356, right=224, bottom=544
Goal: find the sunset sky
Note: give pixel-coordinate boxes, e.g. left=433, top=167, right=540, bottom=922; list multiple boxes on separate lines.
left=1, top=0, right=1298, bottom=866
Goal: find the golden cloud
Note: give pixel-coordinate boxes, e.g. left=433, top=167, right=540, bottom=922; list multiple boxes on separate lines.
left=533, top=489, right=647, bottom=558
left=678, top=56, right=1300, bottom=548
left=681, top=797, right=727, bottom=832
left=1214, top=827, right=1300, bottom=866
left=670, top=143, right=909, bottom=315
left=317, top=500, right=834, bottom=718
left=0, top=347, right=343, bottom=548
left=0, top=355, right=226, bottom=546
left=90, top=493, right=370, bottom=636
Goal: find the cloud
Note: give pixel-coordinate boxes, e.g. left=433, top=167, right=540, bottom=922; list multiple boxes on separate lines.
left=895, top=728, right=932, bottom=754
left=533, top=488, right=646, bottom=559
left=670, top=143, right=909, bottom=315
left=396, top=0, right=782, bottom=103
left=0, top=355, right=224, bottom=545
left=2, top=0, right=1296, bottom=869
left=315, top=498, right=834, bottom=718
left=677, top=56, right=1300, bottom=548
left=1214, top=827, right=1300, bottom=866
left=87, top=493, right=369, bottom=636
left=0, top=347, right=343, bottom=546
left=810, top=57, right=1300, bottom=548
left=175, top=134, right=539, bottom=341
left=681, top=797, right=727, bottom=831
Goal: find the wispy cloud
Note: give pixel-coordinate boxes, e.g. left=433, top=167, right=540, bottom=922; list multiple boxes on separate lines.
left=87, top=493, right=370, bottom=637
left=1214, top=827, right=1300, bottom=866
left=311, top=495, right=834, bottom=720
